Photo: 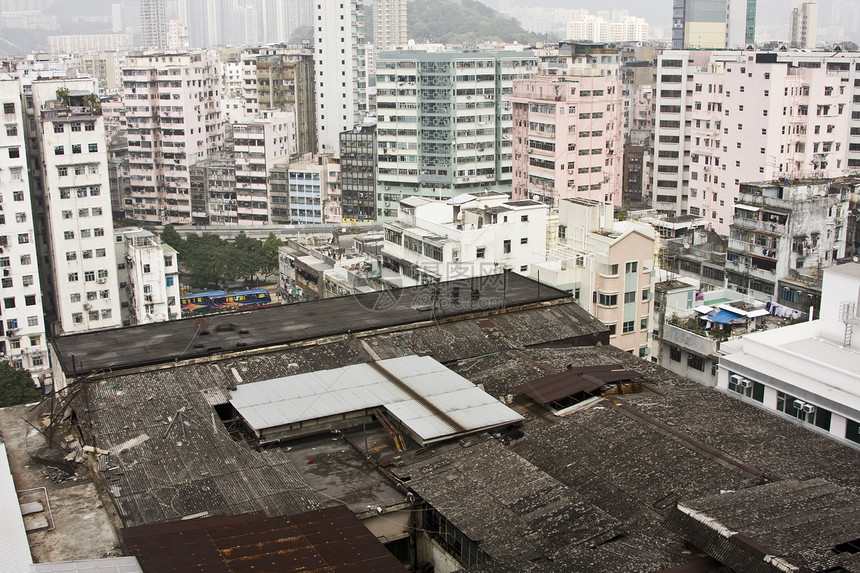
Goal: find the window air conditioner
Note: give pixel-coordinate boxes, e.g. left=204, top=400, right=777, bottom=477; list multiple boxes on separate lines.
left=793, top=399, right=806, bottom=411
left=739, top=379, right=752, bottom=389
left=801, top=403, right=815, bottom=414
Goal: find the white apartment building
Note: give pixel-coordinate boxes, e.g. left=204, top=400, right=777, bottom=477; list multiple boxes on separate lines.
left=510, top=43, right=623, bottom=207
left=314, top=0, right=367, bottom=154
left=718, top=262, right=860, bottom=449
left=373, top=0, right=407, bottom=50
left=381, top=192, right=548, bottom=288
left=123, top=51, right=222, bottom=224
left=790, top=3, right=819, bottom=49
left=566, top=14, right=649, bottom=43
left=28, top=78, right=122, bottom=335
left=0, top=77, right=49, bottom=378
left=288, top=156, right=339, bottom=224
left=374, top=50, right=538, bottom=219
left=78, top=51, right=126, bottom=96
left=653, top=49, right=859, bottom=233
left=530, top=198, right=655, bottom=356
left=233, top=110, right=297, bottom=225
left=115, top=228, right=180, bottom=326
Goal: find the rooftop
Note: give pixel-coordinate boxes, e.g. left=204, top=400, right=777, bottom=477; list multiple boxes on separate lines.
left=52, top=273, right=572, bottom=377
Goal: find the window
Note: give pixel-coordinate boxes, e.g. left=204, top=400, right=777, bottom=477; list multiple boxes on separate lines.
left=95, top=248, right=105, bottom=257
left=17, top=233, right=28, bottom=244
left=22, top=275, right=33, bottom=286
left=84, top=271, right=95, bottom=281
left=60, top=188, right=70, bottom=198
left=101, top=309, right=111, bottom=319
left=6, top=318, right=17, bottom=330
left=15, top=213, right=26, bottom=223
left=520, top=265, right=528, bottom=272
left=70, top=293, right=81, bottom=303
left=82, top=250, right=93, bottom=259
left=79, top=208, right=89, bottom=217
left=608, top=264, right=619, bottom=275
left=25, top=294, right=35, bottom=306
left=65, top=251, right=77, bottom=261
left=624, top=291, right=636, bottom=304
left=641, top=288, right=650, bottom=301
left=64, top=231, right=74, bottom=240
left=520, top=215, right=528, bottom=222
left=27, top=316, right=37, bottom=326
left=520, top=237, right=528, bottom=244
left=72, top=144, right=81, bottom=154
left=606, top=323, right=617, bottom=336
left=62, top=210, right=73, bottom=219
left=503, top=239, right=511, bottom=254
left=622, top=320, right=635, bottom=333
left=20, top=254, right=30, bottom=265
left=4, top=297, right=15, bottom=309
left=92, top=207, right=102, bottom=216
left=598, top=292, right=618, bottom=306
left=88, top=143, right=98, bottom=152
left=100, top=290, right=109, bottom=298
left=72, top=313, right=83, bottom=324
left=687, top=353, right=705, bottom=371
left=640, top=317, right=648, bottom=330
left=54, top=145, right=64, bottom=155
left=68, top=272, right=78, bottom=282
left=86, top=291, right=97, bottom=301
left=143, top=264, right=151, bottom=273
left=94, top=227, right=104, bottom=237
left=625, top=261, right=638, bottom=273
left=53, top=123, right=64, bottom=133
left=8, top=147, right=19, bottom=159
left=476, top=247, right=485, bottom=258
left=98, top=269, right=108, bottom=279
left=3, top=102, right=14, bottom=114
left=1, top=278, right=11, bottom=288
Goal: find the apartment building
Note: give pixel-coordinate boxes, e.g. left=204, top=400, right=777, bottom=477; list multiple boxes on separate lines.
left=373, top=0, right=407, bottom=50
left=26, top=78, right=122, bottom=335
left=122, top=51, right=222, bottom=225
left=531, top=198, right=655, bottom=356
left=510, top=43, right=623, bottom=207
left=653, top=49, right=857, bottom=233
left=256, top=52, right=316, bottom=154
left=314, top=0, right=367, bottom=154
left=0, top=78, right=49, bottom=378
left=233, top=111, right=297, bottom=225
left=381, top=192, right=548, bottom=287
left=339, top=122, right=377, bottom=223
left=188, top=153, right=236, bottom=225
left=288, top=156, right=339, bottom=224
left=725, top=178, right=849, bottom=300
left=790, top=3, right=819, bottom=49
left=115, top=228, right=180, bottom=326
left=140, top=0, right=168, bottom=50
left=374, top=50, right=538, bottom=219
left=78, top=52, right=125, bottom=96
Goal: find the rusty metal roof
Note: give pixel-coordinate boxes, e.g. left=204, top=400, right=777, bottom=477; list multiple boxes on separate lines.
left=122, top=506, right=405, bottom=573
left=515, top=364, right=643, bottom=405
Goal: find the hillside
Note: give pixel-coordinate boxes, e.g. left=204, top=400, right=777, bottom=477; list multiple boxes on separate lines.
left=406, top=0, right=552, bottom=46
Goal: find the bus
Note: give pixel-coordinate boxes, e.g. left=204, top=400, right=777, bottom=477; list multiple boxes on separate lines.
left=180, top=288, right=273, bottom=316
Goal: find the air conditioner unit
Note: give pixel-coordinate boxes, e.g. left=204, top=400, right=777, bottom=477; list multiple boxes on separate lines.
left=739, top=379, right=752, bottom=389
left=729, top=374, right=741, bottom=386
left=801, top=403, right=815, bottom=414
left=83, top=303, right=92, bottom=310
left=96, top=277, right=107, bottom=284
left=793, top=399, right=806, bottom=411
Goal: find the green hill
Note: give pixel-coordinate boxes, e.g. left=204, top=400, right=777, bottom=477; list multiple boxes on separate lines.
left=406, top=0, right=551, bottom=46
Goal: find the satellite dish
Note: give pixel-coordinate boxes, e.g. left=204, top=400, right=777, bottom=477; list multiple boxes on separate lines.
left=682, top=240, right=691, bottom=249
left=853, top=256, right=859, bottom=263
left=196, top=317, right=209, bottom=334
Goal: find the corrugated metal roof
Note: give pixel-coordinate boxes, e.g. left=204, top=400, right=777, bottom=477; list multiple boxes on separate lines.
left=122, top=506, right=405, bottom=573
left=0, top=444, right=33, bottom=573
left=230, top=355, right=523, bottom=444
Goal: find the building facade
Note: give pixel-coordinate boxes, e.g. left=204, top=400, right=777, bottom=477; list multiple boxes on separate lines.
left=256, top=52, right=316, bottom=154
left=382, top=193, right=548, bottom=287
left=27, top=78, right=122, bottom=335
left=0, top=78, right=49, bottom=378
left=510, top=43, right=623, bottom=207
left=339, top=122, right=377, bottom=223
left=374, top=50, right=538, bottom=219
left=790, top=3, right=819, bottom=49
left=122, top=51, right=222, bottom=224
left=373, top=0, right=407, bottom=50
left=115, top=228, right=180, bottom=326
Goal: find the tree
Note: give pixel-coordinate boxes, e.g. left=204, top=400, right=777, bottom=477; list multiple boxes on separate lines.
left=55, top=87, right=69, bottom=107
left=0, top=361, right=41, bottom=407
left=233, top=232, right=265, bottom=285
left=160, top=225, right=184, bottom=252
left=261, top=233, right=284, bottom=281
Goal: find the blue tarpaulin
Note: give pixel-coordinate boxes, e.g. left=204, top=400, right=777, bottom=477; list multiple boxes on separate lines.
left=707, top=309, right=744, bottom=324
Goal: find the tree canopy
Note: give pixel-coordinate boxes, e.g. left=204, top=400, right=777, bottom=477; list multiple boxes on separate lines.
left=161, top=227, right=283, bottom=289
left=407, top=0, right=552, bottom=46
left=0, top=361, right=41, bottom=408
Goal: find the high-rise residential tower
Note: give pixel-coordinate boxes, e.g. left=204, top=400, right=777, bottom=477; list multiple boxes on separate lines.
left=122, top=51, right=222, bottom=224
left=672, top=0, right=756, bottom=50
left=790, top=3, right=819, bottom=49
left=140, top=0, right=168, bottom=49
left=373, top=0, right=407, bottom=50
left=314, top=0, right=367, bottom=154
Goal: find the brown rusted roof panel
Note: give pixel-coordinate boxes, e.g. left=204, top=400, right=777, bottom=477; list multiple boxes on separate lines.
left=515, top=365, right=643, bottom=404
left=122, top=505, right=405, bottom=573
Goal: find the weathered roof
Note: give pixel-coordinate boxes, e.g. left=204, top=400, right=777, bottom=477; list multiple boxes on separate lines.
left=52, top=272, right=576, bottom=377
left=122, top=506, right=405, bottom=573
left=664, top=479, right=860, bottom=573
left=515, top=364, right=641, bottom=405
